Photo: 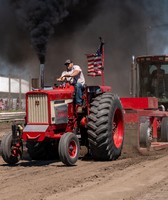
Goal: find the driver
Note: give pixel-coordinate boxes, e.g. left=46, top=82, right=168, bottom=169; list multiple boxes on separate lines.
left=57, top=59, right=85, bottom=111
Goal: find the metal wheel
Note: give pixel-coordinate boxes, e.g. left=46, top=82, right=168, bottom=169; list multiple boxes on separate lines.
left=58, top=132, right=80, bottom=166
left=1, top=133, right=23, bottom=164
left=139, top=120, right=152, bottom=149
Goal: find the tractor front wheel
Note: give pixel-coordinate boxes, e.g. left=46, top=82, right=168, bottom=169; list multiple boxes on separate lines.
left=58, top=132, right=80, bottom=166
left=1, top=133, right=23, bottom=164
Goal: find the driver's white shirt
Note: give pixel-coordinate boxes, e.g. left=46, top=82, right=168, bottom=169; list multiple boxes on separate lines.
left=61, top=65, right=85, bottom=85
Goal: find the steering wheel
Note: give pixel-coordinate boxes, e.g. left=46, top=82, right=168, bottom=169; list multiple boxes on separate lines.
left=57, top=77, right=74, bottom=88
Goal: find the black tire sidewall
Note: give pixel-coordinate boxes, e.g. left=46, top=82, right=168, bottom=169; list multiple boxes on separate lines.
left=161, top=117, right=168, bottom=142
left=1, top=133, right=20, bottom=164
left=58, top=132, right=80, bottom=166
left=88, top=93, right=124, bottom=161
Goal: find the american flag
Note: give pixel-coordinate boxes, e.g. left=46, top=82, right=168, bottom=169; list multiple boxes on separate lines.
left=86, top=39, right=104, bottom=77
left=86, top=52, right=103, bottom=76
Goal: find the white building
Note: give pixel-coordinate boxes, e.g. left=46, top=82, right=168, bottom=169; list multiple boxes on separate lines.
left=0, top=75, right=30, bottom=110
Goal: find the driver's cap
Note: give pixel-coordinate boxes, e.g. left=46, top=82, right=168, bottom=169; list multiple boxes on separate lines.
left=64, top=59, right=72, bottom=65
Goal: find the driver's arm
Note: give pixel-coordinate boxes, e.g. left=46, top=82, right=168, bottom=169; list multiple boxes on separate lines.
left=63, top=70, right=80, bottom=78
left=57, top=76, right=66, bottom=82
left=57, top=72, right=66, bottom=82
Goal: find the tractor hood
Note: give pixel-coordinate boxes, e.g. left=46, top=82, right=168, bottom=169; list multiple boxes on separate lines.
left=26, top=85, right=75, bottom=101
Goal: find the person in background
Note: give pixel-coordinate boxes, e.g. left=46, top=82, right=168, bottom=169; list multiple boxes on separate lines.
left=57, top=59, right=85, bottom=112
left=151, top=64, right=165, bottom=97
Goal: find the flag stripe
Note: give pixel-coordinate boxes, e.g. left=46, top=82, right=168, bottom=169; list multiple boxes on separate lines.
left=86, top=53, right=103, bottom=77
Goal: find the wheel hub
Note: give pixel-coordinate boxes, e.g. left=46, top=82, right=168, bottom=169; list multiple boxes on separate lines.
left=68, top=141, right=77, bottom=158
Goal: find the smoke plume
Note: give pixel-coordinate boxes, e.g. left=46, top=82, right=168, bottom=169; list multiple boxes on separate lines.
left=10, top=0, right=100, bottom=64
left=1, top=0, right=168, bottom=96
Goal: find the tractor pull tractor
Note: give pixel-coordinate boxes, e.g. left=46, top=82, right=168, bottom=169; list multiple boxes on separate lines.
left=1, top=69, right=125, bottom=166
left=2, top=42, right=168, bottom=166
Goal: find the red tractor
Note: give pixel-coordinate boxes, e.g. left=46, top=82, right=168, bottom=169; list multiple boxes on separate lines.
left=1, top=64, right=125, bottom=166
left=120, top=55, right=168, bottom=152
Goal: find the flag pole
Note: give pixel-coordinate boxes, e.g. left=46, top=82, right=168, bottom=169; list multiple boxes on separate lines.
left=99, top=37, right=105, bottom=86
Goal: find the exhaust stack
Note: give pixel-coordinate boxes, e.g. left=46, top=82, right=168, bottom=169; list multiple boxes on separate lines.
left=40, top=63, right=44, bottom=89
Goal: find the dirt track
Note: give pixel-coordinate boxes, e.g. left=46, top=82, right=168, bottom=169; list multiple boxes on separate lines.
left=0, top=123, right=168, bottom=200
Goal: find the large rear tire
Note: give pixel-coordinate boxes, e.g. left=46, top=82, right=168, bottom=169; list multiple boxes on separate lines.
left=58, top=132, right=80, bottom=166
left=1, top=133, right=22, bottom=164
left=88, top=93, right=124, bottom=161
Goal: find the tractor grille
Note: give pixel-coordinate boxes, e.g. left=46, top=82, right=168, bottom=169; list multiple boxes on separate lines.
left=28, top=94, right=48, bottom=123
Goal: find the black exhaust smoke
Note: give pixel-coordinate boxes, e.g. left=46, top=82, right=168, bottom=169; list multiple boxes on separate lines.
left=11, top=0, right=71, bottom=64
left=11, top=0, right=76, bottom=89
left=11, top=0, right=98, bottom=64
left=11, top=0, right=98, bottom=88
left=9, top=0, right=101, bottom=89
